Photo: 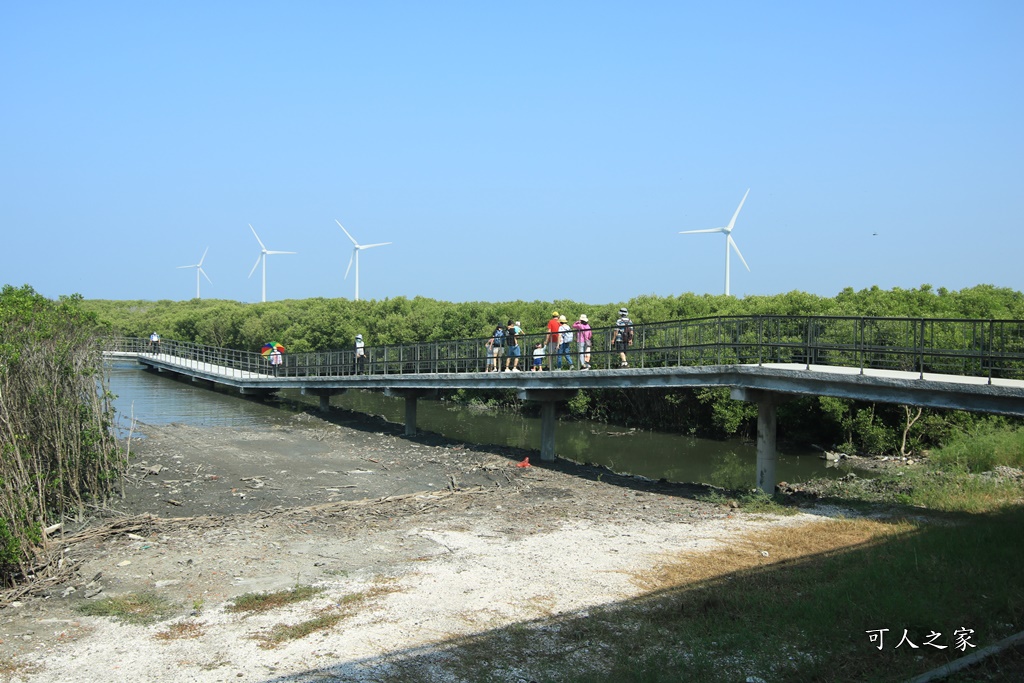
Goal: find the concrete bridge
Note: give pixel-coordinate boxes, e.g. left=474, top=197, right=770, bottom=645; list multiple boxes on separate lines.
left=105, top=314, right=1024, bottom=493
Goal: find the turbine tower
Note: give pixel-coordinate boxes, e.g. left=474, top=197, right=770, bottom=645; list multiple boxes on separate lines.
left=177, top=247, right=212, bottom=299
left=335, top=219, right=391, bottom=301
left=247, top=224, right=296, bottom=302
left=680, top=189, right=751, bottom=296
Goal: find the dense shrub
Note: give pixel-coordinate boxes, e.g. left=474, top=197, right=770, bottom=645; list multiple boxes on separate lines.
left=0, top=285, right=125, bottom=584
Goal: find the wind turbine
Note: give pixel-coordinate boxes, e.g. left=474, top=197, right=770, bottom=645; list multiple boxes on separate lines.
left=680, top=189, right=751, bottom=296
left=177, top=247, right=213, bottom=299
left=247, top=224, right=296, bottom=302
left=335, top=219, right=391, bottom=301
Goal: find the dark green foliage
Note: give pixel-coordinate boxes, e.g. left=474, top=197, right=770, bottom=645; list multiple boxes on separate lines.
left=0, top=285, right=125, bottom=584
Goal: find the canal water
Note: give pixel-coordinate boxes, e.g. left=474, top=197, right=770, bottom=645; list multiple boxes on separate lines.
left=106, top=362, right=849, bottom=488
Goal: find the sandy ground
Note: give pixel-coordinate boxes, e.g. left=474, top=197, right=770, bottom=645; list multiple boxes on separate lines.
left=0, top=408, right=832, bottom=682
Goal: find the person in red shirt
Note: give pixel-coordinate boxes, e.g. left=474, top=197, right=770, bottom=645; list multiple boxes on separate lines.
left=546, top=311, right=561, bottom=372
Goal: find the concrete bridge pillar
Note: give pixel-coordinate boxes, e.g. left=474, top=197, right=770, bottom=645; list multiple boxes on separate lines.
left=384, top=389, right=437, bottom=437
left=301, top=388, right=347, bottom=413
left=518, top=390, right=577, bottom=462
left=730, top=388, right=788, bottom=494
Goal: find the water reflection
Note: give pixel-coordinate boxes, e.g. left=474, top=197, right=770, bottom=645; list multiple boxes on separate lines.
left=325, top=390, right=843, bottom=487
left=106, top=363, right=848, bottom=486
left=106, top=362, right=290, bottom=432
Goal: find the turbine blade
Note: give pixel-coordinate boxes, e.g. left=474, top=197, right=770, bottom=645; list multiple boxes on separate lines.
left=200, top=267, right=213, bottom=284
left=359, top=242, right=391, bottom=249
left=729, top=235, right=751, bottom=272
left=266, top=250, right=297, bottom=255
left=248, top=255, right=261, bottom=278
left=249, top=224, right=267, bottom=251
left=344, top=250, right=355, bottom=279
left=726, top=189, right=750, bottom=232
left=335, top=219, right=359, bottom=246
left=176, top=264, right=195, bottom=269
left=198, top=247, right=209, bottom=266
left=679, top=228, right=726, bottom=235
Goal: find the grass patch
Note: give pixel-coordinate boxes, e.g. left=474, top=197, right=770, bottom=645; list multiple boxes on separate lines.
left=154, top=620, right=206, bottom=641
left=253, top=610, right=346, bottom=649
left=249, top=580, right=400, bottom=649
left=225, top=584, right=323, bottom=614
left=697, top=487, right=795, bottom=515
left=77, top=591, right=179, bottom=625
left=631, top=517, right=906, bottom=592
left=930, top=424, right=1024, bottom=472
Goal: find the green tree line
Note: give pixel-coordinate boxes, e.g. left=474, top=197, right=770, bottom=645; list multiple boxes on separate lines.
left=1, top=286, right=125, bottom=584
left=80, top=284, right=1024, bottom=457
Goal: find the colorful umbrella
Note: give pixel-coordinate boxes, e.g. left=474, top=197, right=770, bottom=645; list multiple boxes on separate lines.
left=261, top=342, right=285, bottom=356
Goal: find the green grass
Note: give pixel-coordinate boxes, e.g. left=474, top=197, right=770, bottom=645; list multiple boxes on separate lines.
left=225, top=584, right=323, bottom=614
left=930, top=425, right=1024, bottom=472
left=77, top=592, right=179, bottom=625
left=247, top=584, right=397, bottom=648
left=252, top=612, right=347, bottom=649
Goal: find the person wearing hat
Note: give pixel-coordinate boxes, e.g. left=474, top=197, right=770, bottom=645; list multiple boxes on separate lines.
left=556, top=315, right=574, bottom=370
left=503, top=320, right=524, bottom=371
left=612, top=307, right=634, bottom=368
left=573, top=313, right=593, bottom=369
left=149, top=331, right=161, bottom=354
left=354, top=333, right=366, bottom=375
left=546, top=311, right=561, bottom=371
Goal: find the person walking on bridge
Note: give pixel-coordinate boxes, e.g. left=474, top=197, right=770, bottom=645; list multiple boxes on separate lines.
left=546, top=312, right=561, bottom=371
left=504, top=320, right=523, bottom=372
left=149, top=331, right=161, bottom=354
left=485, top=324, right=504, bottom=372
left=612, top=308, right=634, bottom=368
left=556, top=315, right=574, bottom=370
left=355, top=334, right=366, bottom=375
left=573, top=314, right=592, bottom=369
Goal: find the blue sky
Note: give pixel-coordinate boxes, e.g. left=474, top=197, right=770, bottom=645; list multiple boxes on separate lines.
left=2, top=2, right=1022, bottom=304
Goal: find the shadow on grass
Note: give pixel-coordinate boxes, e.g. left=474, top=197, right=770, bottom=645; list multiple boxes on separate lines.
left=254, top=505, right=1024, bottom=683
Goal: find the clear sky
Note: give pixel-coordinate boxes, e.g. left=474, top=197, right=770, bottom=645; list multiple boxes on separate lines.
left=2, top=2, right=1022, bottom=305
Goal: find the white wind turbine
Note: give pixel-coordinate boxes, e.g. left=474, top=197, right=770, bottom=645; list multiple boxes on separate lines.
left=335, top=219, right=391, bottom=301
left=247, top=224, right=296, bottom=302
left=177, top=247, right=213, bottom=299
left=680, top=189, right=751, bottom=296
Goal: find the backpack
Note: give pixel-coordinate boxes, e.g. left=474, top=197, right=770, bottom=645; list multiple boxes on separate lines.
left=618, top=318, right=634, bottom=344
left=492, top=327, right=505, bottom=347
left=505, top=325, right=518, bottom=347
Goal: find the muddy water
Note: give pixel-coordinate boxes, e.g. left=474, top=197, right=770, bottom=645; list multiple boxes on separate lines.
left=106, top=362, right=849, bottom=487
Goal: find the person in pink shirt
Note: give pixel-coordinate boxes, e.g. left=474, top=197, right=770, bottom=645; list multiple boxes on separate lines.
left=573, top=313, right=593, bottom=369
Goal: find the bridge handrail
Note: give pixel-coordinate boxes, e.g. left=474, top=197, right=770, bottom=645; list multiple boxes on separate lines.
left=103, top=314, right=1024, bottom=383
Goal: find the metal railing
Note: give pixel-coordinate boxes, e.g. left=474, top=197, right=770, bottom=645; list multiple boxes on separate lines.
left=104, top=315, right=1024, bottom=383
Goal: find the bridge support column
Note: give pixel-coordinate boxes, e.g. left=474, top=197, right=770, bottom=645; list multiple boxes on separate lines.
left=518, top=390, right=576, bottom=462
left=730, top=388, right=788, bottom=494
left=384, top=389, right=437, bottom=437
left=301, top=388, right=346, bottom=413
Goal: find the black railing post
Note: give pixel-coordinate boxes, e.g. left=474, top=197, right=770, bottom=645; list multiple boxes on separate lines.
left=757, top=316, right=763, bottom=366
left=919, top=318, right=925, bottom=379
left=987, top=320, right=994, bottom=384
left=716, top=318, right=722, bottom=365
left=859, top=318, right=865, bottom=375
left=805, top=319, right=811, bottom=371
